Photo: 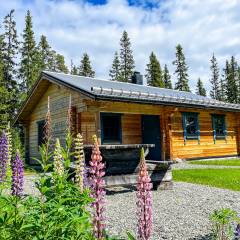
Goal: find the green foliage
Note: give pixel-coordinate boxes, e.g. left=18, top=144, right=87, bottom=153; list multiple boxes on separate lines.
left=173, top=44, right=190, bottom=92
left=210, top=208, right=237, bottom=240
left=109, top=51, right=121, bottom=81
left=145, top=52, right=164, bottom=88
left=163, top=64, right=172, bottom=89
left=79, top=53, right=95, bottom=77
left=195, top=78, right=206, bottom=96
left=119, top=31, right=135, bottom=82
left=19, top=10, right=39, bottom=92
left=210, top=53, right=221, bottom=100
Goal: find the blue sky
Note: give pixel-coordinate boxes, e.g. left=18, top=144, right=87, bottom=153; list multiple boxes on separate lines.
left=0, top=0, right=240, bottom=93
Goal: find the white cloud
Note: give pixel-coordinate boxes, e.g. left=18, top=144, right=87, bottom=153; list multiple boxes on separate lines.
left=0, top=0, right=240, bottom=93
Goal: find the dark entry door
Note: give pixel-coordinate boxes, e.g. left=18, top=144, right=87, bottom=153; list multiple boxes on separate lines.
left=142, top=115, right=161, bottom=160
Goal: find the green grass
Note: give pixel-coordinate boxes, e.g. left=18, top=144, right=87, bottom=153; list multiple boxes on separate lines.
left=173, top=168, right=240, bottom=191
left=189, top=159, right=240, bottom=166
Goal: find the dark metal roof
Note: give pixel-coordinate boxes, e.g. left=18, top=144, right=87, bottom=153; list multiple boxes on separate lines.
left=42, top=71, right=240, bottom=111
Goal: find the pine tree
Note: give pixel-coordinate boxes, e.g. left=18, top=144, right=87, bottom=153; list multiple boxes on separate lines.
left=19, top=10, right=39, bottom=92
left=2, top=9, right=19, bottom=120
left=210, top=53, right=221, bottom=100
left=196, top=78, right=206, bottom=96
left=145, top=52, right=164, bottom=87
left=70, top=60, right=78, bottom=75
left=53, top=53, right=68, bottom=73
left=163, top=64, right=172, bottom=89
left=37, top=35, right=52, bottom=71
left=119, top=31, right=135, bottom=82
left=109, top=51, right=120, bottom=81
left=173, top=44, right=190, bottom=92
left=79, top=53, right=95, bottom=77
left=226, top=57, right=238, bottom=103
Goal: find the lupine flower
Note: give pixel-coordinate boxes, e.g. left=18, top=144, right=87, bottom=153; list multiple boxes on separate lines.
left=89, top=135, right=105, bottom=239
left=74, top=133, right=86, bottom=192
left=44, top=96, right=52, bottom=143
left=66, top=94, right=72, bottom=133
left=235, top=224, right=240, bottom=239
left=53, top=139, right=64, bottom=177
left=136, top=148, right=153, bottom=240
left=0, top=131, right=8, bottom=184
left=11, top=151, right=24, bottom=196
left=6, top=122, right=12, bottom=166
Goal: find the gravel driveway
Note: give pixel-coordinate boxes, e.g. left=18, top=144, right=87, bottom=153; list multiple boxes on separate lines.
left=105, top=182, right=240, bottom=240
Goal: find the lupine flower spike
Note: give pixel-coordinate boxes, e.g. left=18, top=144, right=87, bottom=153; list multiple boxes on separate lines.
left=74, top=133, right=85, bottom=192
left=136, top=148, right=153, bottom=240
left=89, top=135, right=106, bottom=239
left=66, top=94, right=72, bottom=133
left=53, top=139, right=64, bottom=177
left=44, top=96, right=52, bottom=143
left=11, top=150, right=24, bottom=197
left=6, top=122, right=12, bottom=168
left=0, top=131, right=8, bottom=184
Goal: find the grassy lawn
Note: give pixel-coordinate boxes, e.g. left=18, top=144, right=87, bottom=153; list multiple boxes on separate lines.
left=189, top=159, right=240, bottom=166
left=173, top=168, right=240, bottom=191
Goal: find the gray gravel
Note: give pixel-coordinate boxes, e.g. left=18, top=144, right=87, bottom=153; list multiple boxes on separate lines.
left=105, top=182, right=240, bottom=240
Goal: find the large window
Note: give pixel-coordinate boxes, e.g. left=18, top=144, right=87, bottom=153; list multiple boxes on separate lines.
left=212, top=114, right=226, bottom=141
left=100, top=113, right=122, bottom=144
left=182, top=112, right=200, bottom=143
left=37, top=120, right=45, bottom=146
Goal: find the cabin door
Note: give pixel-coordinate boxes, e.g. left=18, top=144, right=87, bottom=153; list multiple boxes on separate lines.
left=142, top=115, right=161, bottom=160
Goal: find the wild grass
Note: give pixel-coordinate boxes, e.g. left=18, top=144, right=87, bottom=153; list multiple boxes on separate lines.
left=172, top=168, right=240, bottom=191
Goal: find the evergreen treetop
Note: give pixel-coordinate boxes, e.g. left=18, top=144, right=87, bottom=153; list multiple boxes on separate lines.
left=109, top=51, right=120, bottom=81
left=163, top=64, right=172, bottom=89
left=209, top=53, right=220, bottom=100
left=79, top=53, right=95, bottom=77
left=195, top=78, right=206, bottom=96
left=145, top=52, right=164, bottom=88
left=173, top=44, right=190, bottom=92
left=119, top=30, right=135, bottom=82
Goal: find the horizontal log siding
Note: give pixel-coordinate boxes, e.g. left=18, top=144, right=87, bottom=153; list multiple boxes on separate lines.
left=28, top=83, right=87, bottom=162
left=171, top=109, right=238, bottom=160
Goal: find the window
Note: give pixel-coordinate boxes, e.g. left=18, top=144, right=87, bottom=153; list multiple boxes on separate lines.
left=212, top=114, right=226, bottom=141
left=37, top=120, right=45, bottom=146
left=101, top=113, right=122, bottom=144
left=182, top=112, right=200, bottom=144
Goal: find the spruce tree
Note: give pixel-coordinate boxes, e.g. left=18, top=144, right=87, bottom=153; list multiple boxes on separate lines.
left=119, top=31, right=135, bottom=82
left=19, top=10, right=38, bottom=92
left=196, top=78, right=206, bottom=96
left=226, top=57, right=238, bottom=103
left=163, top=64, right=172, bottom=89
left=173, top=44, right=190, bottom=92
left=37, top=35, right=52, bottom=71
left=2, top=9, right=19, bottom=120
left=109, top=51, right=120, bottom=81
left=145, top=52, right=164, bottom=87
left=210, top=53, right=221, bottom=100
left=79, top=53, right=95, bottom=77
left=70, top=60, right=78, bottom=75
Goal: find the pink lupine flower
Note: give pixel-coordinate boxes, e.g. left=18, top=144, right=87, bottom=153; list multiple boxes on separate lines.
left=136, top=148, right=153, bottom=240
left=0, top=131, right=8, bottom=184
left=89, top=135, right=105, bottom=239
left=11, top=151, right=24, bottom=197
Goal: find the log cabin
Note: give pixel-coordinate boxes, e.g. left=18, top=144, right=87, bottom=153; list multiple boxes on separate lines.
left=15, top=71, right=240, bottom=188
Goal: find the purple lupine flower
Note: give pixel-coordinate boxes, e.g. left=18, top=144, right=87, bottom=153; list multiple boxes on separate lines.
left=0, top=131, right=8, bottom=184
left=89, top=135, right=105, bottom=239
left=11, top=151, right=24, bottom=196
left=235, top=224, right=240, bottom=239
left=136, top=148, right=153, bottom=240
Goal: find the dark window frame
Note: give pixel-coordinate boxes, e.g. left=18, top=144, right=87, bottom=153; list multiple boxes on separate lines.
left=100, top=113, right=122, bottom=144
left=37, top=120, right=46, bottom=147
left=211, top=114, right=226, bottom=142
left=182, top=112, right=200, bottom=144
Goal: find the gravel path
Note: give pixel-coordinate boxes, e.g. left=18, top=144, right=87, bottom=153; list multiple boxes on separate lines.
left=105, top=182, right=240, bottom=240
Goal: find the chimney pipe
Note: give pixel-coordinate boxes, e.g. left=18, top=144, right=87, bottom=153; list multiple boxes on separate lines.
left=131, top=71, right=143, bottom=85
